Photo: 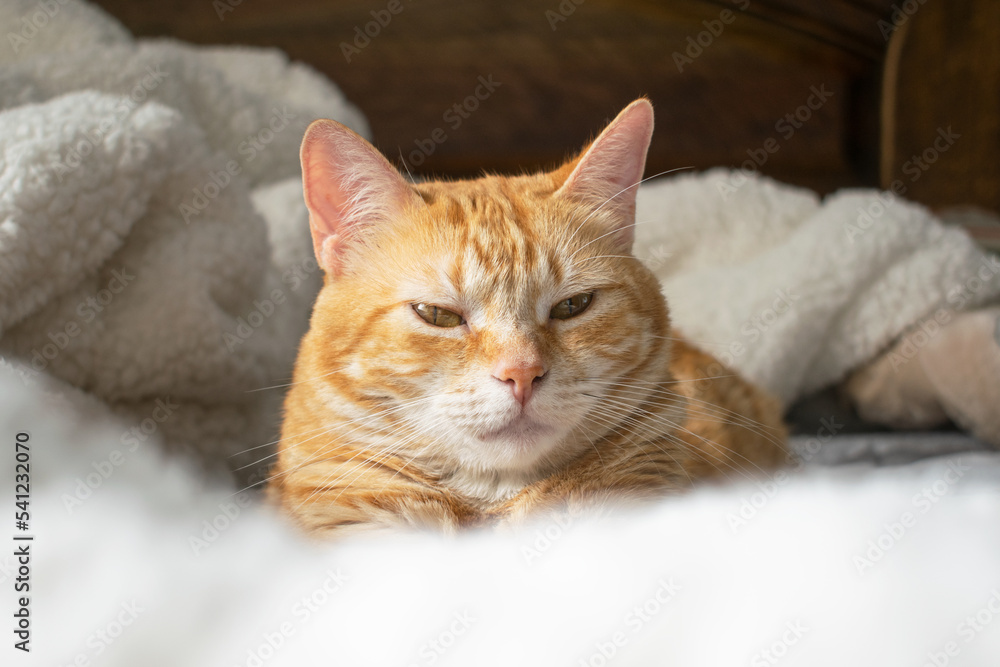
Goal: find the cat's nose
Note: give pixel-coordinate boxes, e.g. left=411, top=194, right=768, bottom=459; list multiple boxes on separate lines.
left=492, top=362, right=547, bottom=406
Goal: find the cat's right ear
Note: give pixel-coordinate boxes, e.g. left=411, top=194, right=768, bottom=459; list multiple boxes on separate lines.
left=554, top=99, right=654, bottom=250
left=301, top=120, right=420, bottom=275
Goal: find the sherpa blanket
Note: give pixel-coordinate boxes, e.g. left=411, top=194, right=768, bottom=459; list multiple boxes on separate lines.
left=0, top=0, right=366, bottom=478
left=633, top=172, right=1000, bottom=404
left=2, top=2, right=1000, bottom=666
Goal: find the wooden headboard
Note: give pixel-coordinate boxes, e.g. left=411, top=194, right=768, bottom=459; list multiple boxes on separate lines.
left=90, top=0, right=999, bottom=211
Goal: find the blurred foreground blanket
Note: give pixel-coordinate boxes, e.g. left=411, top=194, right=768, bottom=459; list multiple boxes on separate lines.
left=1, top=1, right=999, bottom=472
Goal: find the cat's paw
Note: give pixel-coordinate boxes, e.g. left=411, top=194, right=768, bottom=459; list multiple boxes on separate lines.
left=489, top=487, right=645, bottom=534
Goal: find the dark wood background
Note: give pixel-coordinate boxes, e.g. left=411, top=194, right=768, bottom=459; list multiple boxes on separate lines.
left=91, top=0, right=999, bottom=213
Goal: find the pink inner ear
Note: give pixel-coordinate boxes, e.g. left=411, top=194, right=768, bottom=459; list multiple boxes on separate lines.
left=556, top=99, right=655, bottom=247
left=300, top=119, right=418, bottom=274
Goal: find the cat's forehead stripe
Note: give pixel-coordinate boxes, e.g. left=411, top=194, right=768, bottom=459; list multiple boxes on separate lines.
left=408, top=176, right=620, bottom=307
left=419, top=183, right=545, bottom=281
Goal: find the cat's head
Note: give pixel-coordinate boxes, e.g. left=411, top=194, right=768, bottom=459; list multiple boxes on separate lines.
left=298, top=99, right=673, bottom=486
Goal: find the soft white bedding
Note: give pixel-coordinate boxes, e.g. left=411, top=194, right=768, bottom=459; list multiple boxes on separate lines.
left=4, top=364, right=1000, bottom=666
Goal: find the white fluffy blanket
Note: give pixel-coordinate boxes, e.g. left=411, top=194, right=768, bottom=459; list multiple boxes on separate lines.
left=2, top=2, right=1000, bottom=665
left=634, top=172, right=1000, bottom=403
left=0, top=0, right=366, bottom=476
left=5, top=367, right=1000, bottom=666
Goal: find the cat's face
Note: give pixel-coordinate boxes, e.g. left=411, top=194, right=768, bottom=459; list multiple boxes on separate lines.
left=300, top=100, right=672, bottom=485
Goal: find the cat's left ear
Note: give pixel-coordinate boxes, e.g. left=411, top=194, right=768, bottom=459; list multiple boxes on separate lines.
left=555, top=98, right=654, bottom=249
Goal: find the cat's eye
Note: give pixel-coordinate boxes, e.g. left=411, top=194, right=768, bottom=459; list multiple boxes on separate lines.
left=550, top=292, right=594, bottom=320
left=413, top=303, right=465, bottom=328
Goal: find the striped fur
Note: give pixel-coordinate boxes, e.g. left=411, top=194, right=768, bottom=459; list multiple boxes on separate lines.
left=269, top=100, right=787, bottom=537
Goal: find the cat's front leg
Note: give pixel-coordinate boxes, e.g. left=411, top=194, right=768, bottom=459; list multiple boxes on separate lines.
left=485, top=466, right=677, bottom=530
left=272, top=482, right=484, bottom=538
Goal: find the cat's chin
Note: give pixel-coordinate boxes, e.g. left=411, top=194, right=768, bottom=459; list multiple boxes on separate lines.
left=476, top=417, right=553, bottom=445
left=477, top=416, right=557, bottom=459
left=470, top=417, right=570, bottom=474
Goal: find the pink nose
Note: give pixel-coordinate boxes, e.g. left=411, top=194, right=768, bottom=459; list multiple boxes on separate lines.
left=492, top=362, right=546, bottom=406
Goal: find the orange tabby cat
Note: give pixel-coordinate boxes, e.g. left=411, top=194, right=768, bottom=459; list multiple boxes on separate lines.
left=269, top=99, right=787, bottom=536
